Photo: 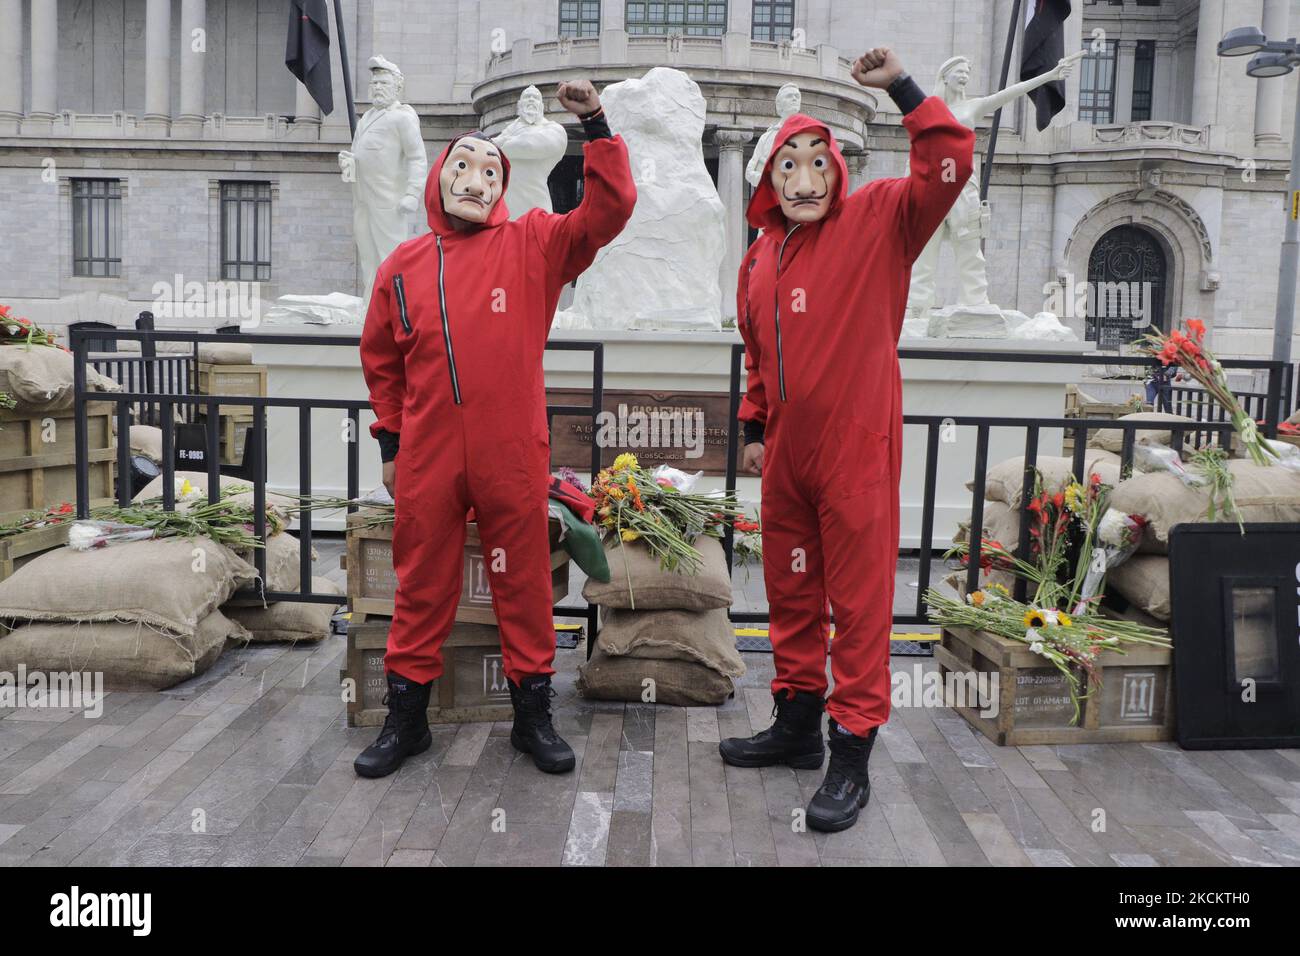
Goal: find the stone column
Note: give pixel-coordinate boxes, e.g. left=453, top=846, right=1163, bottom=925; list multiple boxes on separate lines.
left=1190, top=0, right=1225, bottom=128
left=290, top=82, right=322, bottom=140
left=1255, top=0, right=1288, bottom=144
left=0, top=0, right=22, bottom=134
left=1152, top=40, right=1176, bottom=121
left=175, top=0, right=207, bottom=137
left=26, top=0, right=58, bottom=134
left=1114, top=40, right=1136, bottom=125
left=714, top=128, right=752, bottom=322
left=142, top=0, right=173, bottom=135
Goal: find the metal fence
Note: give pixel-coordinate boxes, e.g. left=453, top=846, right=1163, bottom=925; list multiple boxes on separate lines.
left=73, top=330, right=1288, bottom=652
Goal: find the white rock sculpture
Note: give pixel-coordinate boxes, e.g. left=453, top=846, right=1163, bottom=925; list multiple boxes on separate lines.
left=338, top=56, right=428, bottom=314
left=493, top=85, right=568, bottom=219
left=263, top=293, right=363, bottom=326
left=745, top=83, right=802, bottom=188
left=561, top=67, right=726, bottom=331
left=906, top=51, right=1083, bottom=323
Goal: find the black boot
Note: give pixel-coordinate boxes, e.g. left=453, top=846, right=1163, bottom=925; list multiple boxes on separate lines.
left=353, top=672, right=433, bottom=778
left=806, top=720, right=876, bottom=833
left=718, top=689, right=825, bottom=769
left=508, top=676, right=575, bottom=774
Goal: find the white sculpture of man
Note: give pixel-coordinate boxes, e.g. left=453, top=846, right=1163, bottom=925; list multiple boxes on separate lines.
left=338, top=56, right=428, bottom=312
left=745, top=83, right=802, bottom=188
left=493, top=85, right=568, bottom=218
left=906, top=51, right=1083, bottom=318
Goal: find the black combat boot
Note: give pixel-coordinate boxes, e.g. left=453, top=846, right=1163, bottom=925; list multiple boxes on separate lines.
left=806, top=720, right=876, bottom=832
left=718, top=689, right=825, bottom=769
left=353, top=672, right=434, bottom=778
left=508, top=675, right=575, bottom=774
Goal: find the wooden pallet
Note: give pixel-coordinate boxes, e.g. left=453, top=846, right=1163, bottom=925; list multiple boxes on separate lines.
left=194, top=362, right=266, bottom=417
left=935, top=625, right=1173, bottom=746
left=0, top=401, right=116, bottom=521
left=343, top=509, right=568, bottom=624
left=343, top=617, right=515, bottom=727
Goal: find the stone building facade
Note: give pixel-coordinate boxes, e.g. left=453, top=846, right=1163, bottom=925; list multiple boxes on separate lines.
left=0, top=0, right=1297, bottom=360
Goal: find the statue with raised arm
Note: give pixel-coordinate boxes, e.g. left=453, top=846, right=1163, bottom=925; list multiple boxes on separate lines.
left=338, top=56, right=428, bottom=313
left=906, top=50, right=1084, bottom=319
left=493, top=85, right=568, bottom=219
left=745, top=83, right=803, bottom=188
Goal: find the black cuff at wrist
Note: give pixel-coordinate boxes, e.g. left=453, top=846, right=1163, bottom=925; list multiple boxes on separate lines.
left=743, top=420, right=766, bottom=446
left=376, top=428, right=400, bottom=463
left=886, top=73, right=926, bottom=115
left=579, top=109, right=612, bottom=140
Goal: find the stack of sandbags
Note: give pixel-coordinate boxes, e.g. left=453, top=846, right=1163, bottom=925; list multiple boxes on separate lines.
left=197, top=342, right=255, bottom=365
left=220, top=523, right=343, bottom=644
left=1087, top=412, right=1198, bottom=454
left=578, top=536, right=743, bottom=706
left=0, top=343, right=119, bottom=413
left=0, top=537, right=255, bottom=690
left=1105, top=460, right=1300, bottom=622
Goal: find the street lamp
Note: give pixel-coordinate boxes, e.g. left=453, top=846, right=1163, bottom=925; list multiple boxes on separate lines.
left=1218, top=27, right=1300, bottom=371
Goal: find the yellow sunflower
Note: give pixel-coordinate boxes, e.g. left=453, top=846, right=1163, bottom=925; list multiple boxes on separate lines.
left=1023, top=608, right=1048, bottom=629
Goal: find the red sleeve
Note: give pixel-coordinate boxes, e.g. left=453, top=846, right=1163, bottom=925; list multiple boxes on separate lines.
left=848, top=96, right=974, bottom=264
left=532, top=135, right=637, bottom=289
left=736, top=251, right=767, bottom=427
left=359, top=264, right=406, bottom=440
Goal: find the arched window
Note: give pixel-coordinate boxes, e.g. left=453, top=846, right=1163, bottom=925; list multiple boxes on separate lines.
left=1086, top=225, right=1170, bottom=348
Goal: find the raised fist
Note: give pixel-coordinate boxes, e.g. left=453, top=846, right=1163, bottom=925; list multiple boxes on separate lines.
left=557, top=79, right=601, bottom=115
left=851, top=47, right=905, bottom=89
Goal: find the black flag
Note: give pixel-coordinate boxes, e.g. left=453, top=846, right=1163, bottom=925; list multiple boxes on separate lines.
left=286, top=0, right=333, bottom=115
left=1021, top=0, right=1071, bottom=131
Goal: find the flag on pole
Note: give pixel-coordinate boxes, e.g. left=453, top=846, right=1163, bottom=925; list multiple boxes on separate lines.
left=1021, top=0, right=1071, bottom=131
left=286, top=0, right=334, bottom=115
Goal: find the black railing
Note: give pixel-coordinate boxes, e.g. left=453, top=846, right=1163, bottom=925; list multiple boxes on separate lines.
left=72, top=329, right=605, bottom=640
left=722, top=344, right=1288, bottom=633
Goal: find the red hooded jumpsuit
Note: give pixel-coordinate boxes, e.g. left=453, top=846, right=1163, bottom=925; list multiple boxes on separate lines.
left=737, top=100, right=973, bottom=736
left=361, top=131, right=636, bottom=686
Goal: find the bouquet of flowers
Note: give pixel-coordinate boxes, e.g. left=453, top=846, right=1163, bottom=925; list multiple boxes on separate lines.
left=0, top=304, right=59, bottom=348
left=930, top=470, right=1168, bottom=722
left=589, top=452, right=745, bottom=573
left=1140, top=318, right=1278, bottom=466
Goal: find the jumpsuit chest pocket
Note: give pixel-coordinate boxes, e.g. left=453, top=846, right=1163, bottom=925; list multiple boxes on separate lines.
left=836, top=418, right=891, bottom=499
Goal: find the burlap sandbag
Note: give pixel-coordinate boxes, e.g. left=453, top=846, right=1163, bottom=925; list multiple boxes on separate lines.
left=596, top=606, right=744, bottom=678
left=128, top=424, right=163, bottom=464
left=0, top=345, right=119, bottom=413
left=226, top=576, right=343, bottom=644
left=197, top=342, right=255, bottom=365
left=583, top=536, right=731, bottom=610
left=972, top=454, right=1122, bottom=506
left=0, top=537, right=256, bottom=636
left=1089, top=412, right=1196, bottom=453
left=951, top=499, right=1021, bottom=594
left=576, top=646, right=734, bottom=706
left=0, top=608, right=248, bottom=691
left=1110, top=460, right=1300, bottom=552
left=225, top=532, right=320, bottom=605
left=1106, top=554, right=1170, bottom=622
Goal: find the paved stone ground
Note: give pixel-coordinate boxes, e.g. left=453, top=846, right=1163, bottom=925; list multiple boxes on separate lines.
left=2, top=537, right=1299, bottom=867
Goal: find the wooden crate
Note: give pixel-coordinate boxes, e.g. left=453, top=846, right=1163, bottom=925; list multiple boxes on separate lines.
left=1062, top=391, right=1150, bottom=454
left=344, top=509, right=568, bottom=623
left=194, top=362, right=267, bottom=417
left=0, top=401, right=116, bottom=520
left=935, top=625, right=1173, bottom=746
left=197, top=411, right=251, bottom=465
left=343, top=617, right=515, bottom=726
left=0, top=521, right=70, bottom=581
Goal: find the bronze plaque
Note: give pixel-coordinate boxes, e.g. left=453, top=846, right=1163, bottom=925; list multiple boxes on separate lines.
left=547, top=389, right=744, bottom=476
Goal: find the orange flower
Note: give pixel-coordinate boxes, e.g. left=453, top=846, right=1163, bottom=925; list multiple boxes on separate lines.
left=1185, top=318, right=1205, bottom=341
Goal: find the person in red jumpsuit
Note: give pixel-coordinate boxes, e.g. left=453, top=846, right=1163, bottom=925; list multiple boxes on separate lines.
left=719, top=48, right=974, bottom=832
left=356, top=80, right=636, bottom=779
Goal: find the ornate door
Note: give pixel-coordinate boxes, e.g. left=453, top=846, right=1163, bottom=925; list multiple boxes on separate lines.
left=1086, top=225, right=1169, bottom=349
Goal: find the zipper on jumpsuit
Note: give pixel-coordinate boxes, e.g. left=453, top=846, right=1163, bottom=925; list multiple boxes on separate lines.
left=392, top=274, right=412, bottom=333
left=434, top=234, right=463, bottom=405
left=773, top=223, right=801, bottom=402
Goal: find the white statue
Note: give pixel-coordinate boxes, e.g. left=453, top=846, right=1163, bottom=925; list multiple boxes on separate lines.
left=559, top=67, right=726, bottom=331
left=493, top=85, right=568, bottom=219
left=907, top=51, right=1083, bottom=319
left=338, top=56, right=428, bottom=312
left=745, top=83, right=802, bottom=188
